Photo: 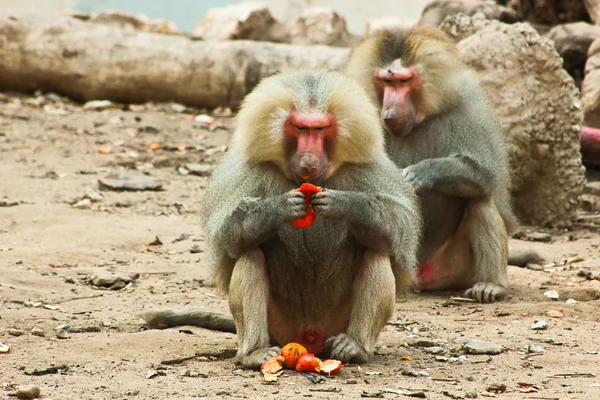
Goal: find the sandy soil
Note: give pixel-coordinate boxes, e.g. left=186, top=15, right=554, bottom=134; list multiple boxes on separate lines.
left=1, top=92, right=599, bottom=400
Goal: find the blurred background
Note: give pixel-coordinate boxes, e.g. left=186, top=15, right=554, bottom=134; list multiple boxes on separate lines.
left=0, top=0, right=428, bottom=33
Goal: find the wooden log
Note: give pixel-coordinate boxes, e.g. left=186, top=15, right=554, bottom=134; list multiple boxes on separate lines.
left=0, top=13, right=350, bottom=109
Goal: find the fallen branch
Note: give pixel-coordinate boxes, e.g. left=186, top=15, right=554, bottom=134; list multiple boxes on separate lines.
left=0, top=13, right=349, bottom=109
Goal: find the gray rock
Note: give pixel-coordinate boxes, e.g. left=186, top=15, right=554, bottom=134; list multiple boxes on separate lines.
left=462, top=339, right=505, bottom=355
left=423, top=346, right=445, bottom=355
left=532, top=320, right=549, bottom=330
left=527, top=232, right=552, bottom=243
left=98, top=175, right=162, bottom=191
left=440, top=15, right=585, bottom=227
left=16, top=385, right=41, bottom=399
left=527, top=344, right=546, bottom=354
left=30, top=327, right=45, bottom=337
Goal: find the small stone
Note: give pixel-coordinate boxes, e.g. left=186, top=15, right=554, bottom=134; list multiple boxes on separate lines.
left=181, top=163, right=214, bottom=177
left=83, top=100, right=116, bottom=111
left=346, top=379, right=358, bottom=384
left=544, top=290, right=560, bottom=300
left=138, top=125, right=160, bottom=134
left=0, top=198, right=19, bottom=207
left=8, top=329, right=25, bottom=337
left=401, top=369, right=430, bottom=377
left=526, top=263, right=543, bottom=271
left=486, top=383, right=507, bottom=393
left=56, top=328, right=70, bottom=339
left=84, top=190, right=103, bottom=202
left=566, top=298, right=578, bottom=304
left=182, top=368, right=199, bottom=377
left=90, top=271, right=138, bottom=290
left=527, top=232, right=552, bottom=242
left=98, top=174, right=162, bottom=192
left=30, top=327, right=45, bottom=337
left=72, top=198, right=92, bottom=209
left=16, top=385, right=41, bottom=399
left=423, top=346, right=444, bottom=354
left=435, top=356, right=449, bottom=362
left=170, top=103, right=187, bottom=113
left=408, top=339, right=441, bottom=347
left=463, top=339, right=505, bottom=355
left=577, top=268, right=593, bottom=279
left=527, top=345, right=545, bottom=354
left=190, top=245, right=203, bottom=254
left=531, top=320, right=548, bottom=330
left=465, top=389, right=478, bottom=398
left=194, top=114, right=214, bottom=125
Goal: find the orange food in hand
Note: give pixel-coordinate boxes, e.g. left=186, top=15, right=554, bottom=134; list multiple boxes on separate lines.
left=320, top=359, right=342, bottom=376
left=291, top=183, right=322, bottom=229
left=295, top=353, right=323, bottom=373
left=281, top=342, right=308, bottom=369
left=260, top=355, right=285, bottom=375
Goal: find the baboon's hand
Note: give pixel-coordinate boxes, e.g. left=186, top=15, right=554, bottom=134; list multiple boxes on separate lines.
left=402, top=163, right=434, bottom=192
left=278, top=189, right=308, bottom=221
left=310, top=189, right=350, bottom=219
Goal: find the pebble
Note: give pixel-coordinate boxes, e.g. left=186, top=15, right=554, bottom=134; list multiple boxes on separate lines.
left=178, top=163, right=214, bottom=177
left=90, top=271, right=139, bottom=290
left=194, top=114, right=214, bottom=125
left=84, top=190, right=103, bottom=202
left=462, top=339, right=505, bottom=355
left=30, top=327, right=45, bottom=337
left=526, top=263, right=543, bottom=271
left=423, top=346, right=444, bottom=355
left=98, top=175, right=162, bottom=192
left=526, top=232, right=552, bottom=242
left=16, top=385, right=41, bottom=399
left=527, top=345, right=545, bottom=354
left=56, top=328, right=71, bottom=339
left=8, top=329, right=25, bottom=337
left=170, top=103, right=187, bottom=113
left=83, top=100, right=115, bottom=111
left=566, top=298, right=578, bottom=305
left=72, top=198, right=92, bottom=209
left=465, top=389, right=478, bottom=399
left=544, top=290, right=559, bottom=300
left=531, top=320, right=548, bottom=330
left=0, top=198, right=19, bottom=207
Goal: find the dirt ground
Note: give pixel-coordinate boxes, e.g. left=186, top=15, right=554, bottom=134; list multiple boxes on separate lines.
left=1, top=92, right=599, bottom=400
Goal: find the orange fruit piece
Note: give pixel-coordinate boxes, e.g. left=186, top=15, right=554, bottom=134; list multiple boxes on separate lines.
left=291, top=183, right=322, bottom=229
left=260, top=355, right=285, bottom=375
left=295, top=353, right=323, bottom=373
left=320, top=359, right=342, bottom=376
left=281, top=342, right=308, bottom=369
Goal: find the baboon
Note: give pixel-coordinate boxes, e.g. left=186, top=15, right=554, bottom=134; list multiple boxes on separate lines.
left=141, top=69, right=422, bottom=368
left=346, top=26, right=525, bottom=303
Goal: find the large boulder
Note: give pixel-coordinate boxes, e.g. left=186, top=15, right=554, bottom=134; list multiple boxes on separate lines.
left=585, top=0, right=600, bottom=24
left=508, top=0, right=590, bottom=27
left=547, top=22, right=600, bottom=88
left=192, top=2, right=289, bottom=42
left=68, top=10, right=183, bottom=35
left=440, top=14, right=586, bottom=227
left=290, top=7, right=358, bottom=47
left=419, top=0, right=518, bottom=27
left=582, top=38, right=600, bottom=128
